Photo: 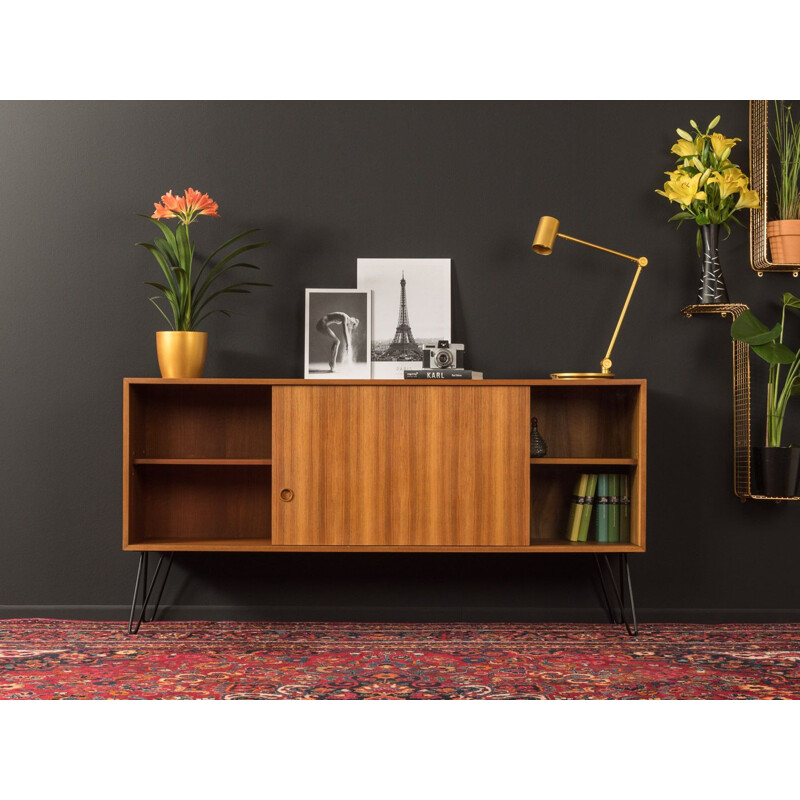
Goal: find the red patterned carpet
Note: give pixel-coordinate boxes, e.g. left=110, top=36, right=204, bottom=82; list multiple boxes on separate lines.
left=1, top=619, right=798, bottom=699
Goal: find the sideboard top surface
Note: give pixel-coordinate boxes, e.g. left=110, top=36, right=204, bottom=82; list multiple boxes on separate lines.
left=125, top=378, right=647, bottom=387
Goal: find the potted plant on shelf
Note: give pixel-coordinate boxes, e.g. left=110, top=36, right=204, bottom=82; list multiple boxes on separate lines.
left=656, top=115, right=760, bottom=304
left=137, top=188, right=270, bottom=378
left=767, top=101, right=800, bottom=264
left=731, top=292, right=800, bottom=497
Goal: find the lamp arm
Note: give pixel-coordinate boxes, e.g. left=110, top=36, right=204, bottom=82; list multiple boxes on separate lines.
left=555, top=231, right=648, bottom=375
left=557, top=233, right=647, bottom=268
left=601, top=263, right=644, bottom=374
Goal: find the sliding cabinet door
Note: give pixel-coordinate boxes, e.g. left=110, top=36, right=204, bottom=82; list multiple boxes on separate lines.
left=273, top=385, right=529, bottom=547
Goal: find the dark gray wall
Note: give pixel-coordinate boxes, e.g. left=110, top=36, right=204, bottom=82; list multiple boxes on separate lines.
left=2, top=101, right=798, bottom=621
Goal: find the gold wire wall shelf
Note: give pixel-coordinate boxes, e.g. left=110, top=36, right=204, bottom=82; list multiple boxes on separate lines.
left=749, top=100, right=800, bottom=277
left=682, top=303, right=800, bottom=502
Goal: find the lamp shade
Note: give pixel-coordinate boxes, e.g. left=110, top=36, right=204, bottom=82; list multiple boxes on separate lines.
left=532, top=215, right=560, bottom=255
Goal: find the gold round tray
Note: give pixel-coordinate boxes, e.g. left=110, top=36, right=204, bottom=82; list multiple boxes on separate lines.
left=550, top=372, right=615, bottom=380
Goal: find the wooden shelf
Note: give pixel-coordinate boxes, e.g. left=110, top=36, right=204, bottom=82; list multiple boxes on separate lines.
left=530, top=458, right=637, bottom=466
left=127, top=538, right=273, bottom=551
left=125, top=538, right=645, bottom=553
left=749, top=100, right=800, bottom=276
left=681, top=303, right=798, bottom=501
left=133, top=458, right=271, bottom=466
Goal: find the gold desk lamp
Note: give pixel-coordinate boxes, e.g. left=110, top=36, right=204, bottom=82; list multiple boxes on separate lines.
left=532, top=215, right=648, bottom=380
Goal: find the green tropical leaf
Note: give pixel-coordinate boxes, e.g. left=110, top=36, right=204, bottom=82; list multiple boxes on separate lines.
left=751, top=341, right=797, bottom=365
left=731, top=310, right=781, bottom=345
left=791, top=375, right=800, bottom=395
left=783, top=292, right=800, bottom=313
left=668, top=212, right=694, bottom=222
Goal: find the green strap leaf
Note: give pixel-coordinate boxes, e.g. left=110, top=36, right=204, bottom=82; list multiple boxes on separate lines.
left=154, top=237, right=180, bottom=272
left=191, top=309, right=231, bottom=330
left=136, top=242, right=180, bottom=298
left=194, top=262, right=270, bottom=294
left=193, top=228, right=263, bottom=288
left=193, top=281, right=270, bottom=316
left=148, top=296, right=176, bottom=329
left=176, top=223, right=192, bottom=272
left=137, top=214, right=179, bottom=259
left=193, top=241, right=268, bottom=304
left=144, top=281, right=170, bottom=292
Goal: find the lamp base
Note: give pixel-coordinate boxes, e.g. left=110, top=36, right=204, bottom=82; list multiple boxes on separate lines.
left=550, top=371, right=616, bottom=380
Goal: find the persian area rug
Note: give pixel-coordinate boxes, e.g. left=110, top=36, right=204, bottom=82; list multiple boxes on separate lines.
left=1, top=619, right=798, bottom=700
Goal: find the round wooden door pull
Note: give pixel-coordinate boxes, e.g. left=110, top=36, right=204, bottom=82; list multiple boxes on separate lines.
left=280, top=488, right=294, bottom=502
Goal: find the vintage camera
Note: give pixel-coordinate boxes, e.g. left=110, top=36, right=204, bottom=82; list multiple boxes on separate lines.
left=422, top=340, right=465, bottom=369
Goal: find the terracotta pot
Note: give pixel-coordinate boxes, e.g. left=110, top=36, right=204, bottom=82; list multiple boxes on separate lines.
left=156, top=331, right=208, bottom=378
left=767, top=220, right=800, bottom=264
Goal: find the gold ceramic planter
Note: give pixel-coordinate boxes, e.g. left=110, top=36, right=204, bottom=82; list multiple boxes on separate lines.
left=156, top=331, right=208, bottom=378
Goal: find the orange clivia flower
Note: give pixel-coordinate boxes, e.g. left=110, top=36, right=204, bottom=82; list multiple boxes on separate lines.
left=151, top=188, right=219, bottom=224
left=184, top=187, right=219, bottom=218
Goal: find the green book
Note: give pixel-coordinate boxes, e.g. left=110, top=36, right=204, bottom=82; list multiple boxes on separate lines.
left=577, top=474, right=598, bottom=542
left=620, top=472, right=631, bottom=543
left=595, top=473, right=609, bottom=543
left=565, top=473, right=589, bottom=542
left=608, top=473, right=620, bottom=543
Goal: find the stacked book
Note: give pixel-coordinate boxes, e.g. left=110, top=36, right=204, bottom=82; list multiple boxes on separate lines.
left=564, top=473, right=630, bottom=543
left=404, top=369, right=483, bottom=380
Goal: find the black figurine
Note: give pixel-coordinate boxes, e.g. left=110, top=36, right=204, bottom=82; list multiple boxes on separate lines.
left=530, top=417, right=547, bottom=458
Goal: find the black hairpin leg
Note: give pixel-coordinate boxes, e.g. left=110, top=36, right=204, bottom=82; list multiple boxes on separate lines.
left=594, top=554, right=619, bottom=625
left=594, top=553, right=638, bottom=636
left=127, top=552, right=174, bottom=635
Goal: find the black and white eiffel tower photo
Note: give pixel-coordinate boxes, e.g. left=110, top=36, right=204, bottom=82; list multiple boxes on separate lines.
left=384, top=272, right=421, bottom=360
left=356, top=258, right=452, bottom=376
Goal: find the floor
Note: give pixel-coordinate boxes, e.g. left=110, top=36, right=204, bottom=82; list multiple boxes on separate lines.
left=1, top=619, right=798, bottom=699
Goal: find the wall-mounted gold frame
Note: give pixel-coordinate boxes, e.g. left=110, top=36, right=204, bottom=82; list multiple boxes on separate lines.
left=749, top=100, right=800, bottom=277
left=682, top=303, right=800, bottom=502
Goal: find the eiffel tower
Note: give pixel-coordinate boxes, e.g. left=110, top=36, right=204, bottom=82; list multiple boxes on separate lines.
left=387, top=271, right=421, bottom=357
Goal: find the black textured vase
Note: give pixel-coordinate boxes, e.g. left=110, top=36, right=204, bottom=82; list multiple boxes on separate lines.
left=697, top=223, right=729, bottom=304
left=530, top=417, right=547, bottom=458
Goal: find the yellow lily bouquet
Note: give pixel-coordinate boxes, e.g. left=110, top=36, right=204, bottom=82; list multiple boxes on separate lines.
left=657, top=115, right=760, bottom=303
left=657, top=115, right=760, bottom=240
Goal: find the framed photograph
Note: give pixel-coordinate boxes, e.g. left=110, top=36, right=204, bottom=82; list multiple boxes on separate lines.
left=304, top=289, right=372, bottom=379
left=357, top=258, right=451, bottom=378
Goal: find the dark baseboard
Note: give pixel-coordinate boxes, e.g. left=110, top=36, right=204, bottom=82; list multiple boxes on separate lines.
left=2, top=606, right=800, bottom=623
